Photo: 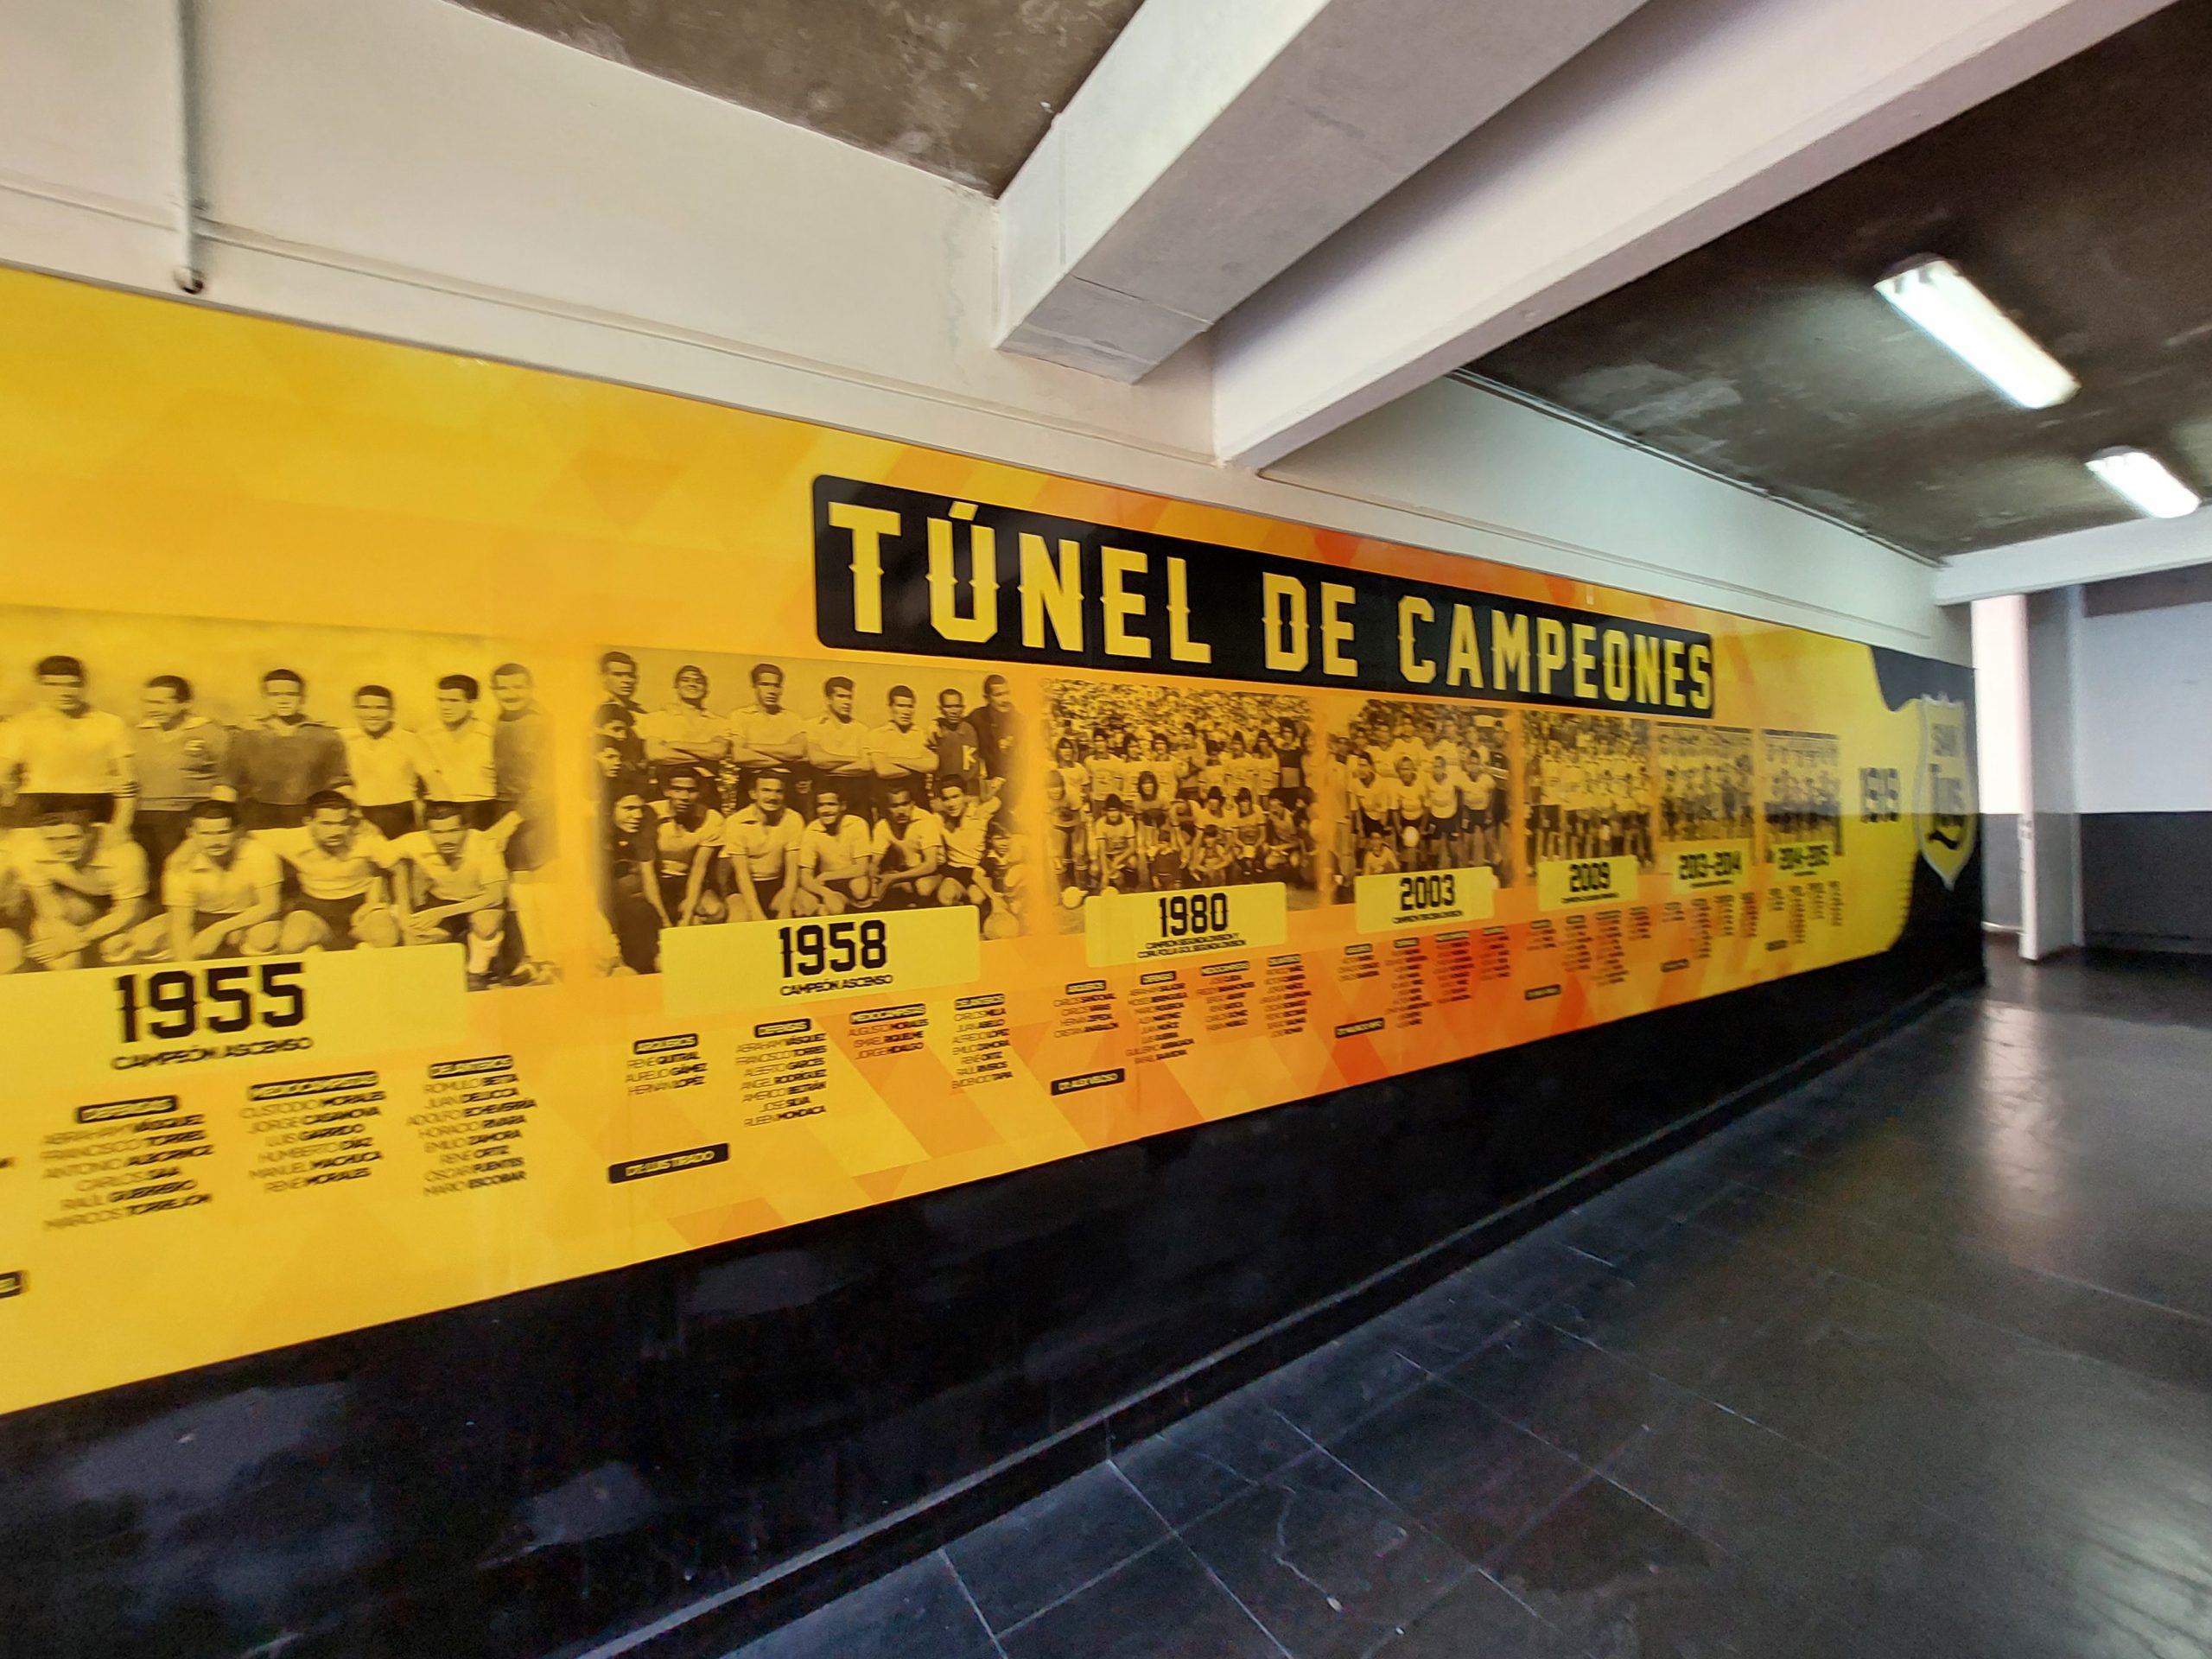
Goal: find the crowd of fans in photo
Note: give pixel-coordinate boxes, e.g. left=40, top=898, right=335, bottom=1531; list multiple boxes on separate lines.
left=1656, top=725, right=1756, bottom=844
left=1522, top=711, right=1656, bottom=870
left=1763, top=736, right=1846, bottom=854
left=0, top=652, right=556, bottom=988
left=1040, top=683, right=1317, bottom=906
left=1332, top=702, right=1512, bottom=895
left=592, top=652, right=1027, bottom=974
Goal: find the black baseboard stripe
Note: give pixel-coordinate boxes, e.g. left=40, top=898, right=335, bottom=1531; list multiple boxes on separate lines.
left=2088, top=931, right=2212, bottom=957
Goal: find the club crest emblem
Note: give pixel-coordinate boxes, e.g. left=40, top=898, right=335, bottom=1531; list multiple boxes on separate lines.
left=1913, top=696, right=1976, bottom=889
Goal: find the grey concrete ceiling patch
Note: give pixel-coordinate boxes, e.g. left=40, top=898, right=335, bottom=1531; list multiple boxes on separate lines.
left=1476, top=2, right=2212, bottom=558
left=454, top=0, right=1144, bottom=193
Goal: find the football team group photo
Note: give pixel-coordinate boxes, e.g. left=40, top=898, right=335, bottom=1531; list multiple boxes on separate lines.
left=1762, top=730, right=1847, bottom=856
left=1329, top=697, right=1513, bottom=898
left=1039, top=680, right=1320, bottom=921
left=592, top=648, right=1029, bottom=976
left=0, top=610, right=557, bottom=990
left=1523, top=711, right=1657, bottom=872
left=3, top=607, right=1852, bottom=992
left=1656, top=723, right=1757, bottom=845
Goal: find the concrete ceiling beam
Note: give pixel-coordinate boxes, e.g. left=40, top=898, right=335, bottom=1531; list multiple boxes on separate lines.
left=995, top=0, right=1648, bottom=383
left=1210, top=0, right=2173, bottom=468
left=1936, top=513, right=2212, bottom=604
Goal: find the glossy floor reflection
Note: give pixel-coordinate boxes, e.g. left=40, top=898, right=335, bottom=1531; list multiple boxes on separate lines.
left=723, top=947, right=2212, bottom=1659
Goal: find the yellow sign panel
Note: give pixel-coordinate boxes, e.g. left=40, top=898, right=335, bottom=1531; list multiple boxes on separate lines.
left=1771, top=840, right=1841, bottom=880
left=1354, top=868, right=1497, bottom=931
left=661, top=906, right=982, bottom=1015
left=1083, top=884, right=1290, bottom=967
left=1535, top=855, right=1642, bottom=910
left=8, top=946, right=467, bottom=1098
left=1668, top=841, right=1751, bottom=894
left=0, top=266, right=1974, bottom=1414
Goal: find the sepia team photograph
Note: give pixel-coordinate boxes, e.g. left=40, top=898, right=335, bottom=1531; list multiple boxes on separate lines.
left=1655, top=723, right=1756, bottom=844
left=1327, top=697, right=1512, bottom=900
left=0, top=608, right=558, bottom=990
left=1522, top=711, right=1656, bottom=871
left=1040, top=679, right=1319, bottom=923
left=592, top=647, right=1029, bottom=975
left=1762, top=730, right=1846, bottom=857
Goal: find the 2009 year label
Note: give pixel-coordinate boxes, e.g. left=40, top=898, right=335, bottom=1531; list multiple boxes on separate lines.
left=1084, top=884, right=1287, bottom=968
left=661, top=905, right=982, bottom=1015
left=1535, top=855, right=1642, bottom=911
left=1354, top=868, right=1497, bottom=933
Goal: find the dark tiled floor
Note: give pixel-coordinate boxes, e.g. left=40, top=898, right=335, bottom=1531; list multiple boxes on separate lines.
left=723, top=948, right=2212, bottom=1659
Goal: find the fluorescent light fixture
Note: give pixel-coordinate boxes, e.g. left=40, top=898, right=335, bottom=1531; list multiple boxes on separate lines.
left=2087, top=447, right=2201, bottom=519
left=1875, top=256, right=2079, bottom=409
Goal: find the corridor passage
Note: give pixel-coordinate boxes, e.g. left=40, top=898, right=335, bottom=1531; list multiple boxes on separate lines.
left=728, top=948, right=2212, bottom=1659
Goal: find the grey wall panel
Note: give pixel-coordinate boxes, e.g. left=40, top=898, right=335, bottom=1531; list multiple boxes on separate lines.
left=1983, top=813, right=2021, bottom=930
left=2082, top=811, right=2212, bottom=952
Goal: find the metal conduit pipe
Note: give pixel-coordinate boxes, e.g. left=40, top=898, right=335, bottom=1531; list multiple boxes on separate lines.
left=169, top=0, right=204, bottom=294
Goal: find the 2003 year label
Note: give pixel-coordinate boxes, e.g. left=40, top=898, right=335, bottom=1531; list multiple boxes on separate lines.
left=1354, top=868, right=1497, bottom=933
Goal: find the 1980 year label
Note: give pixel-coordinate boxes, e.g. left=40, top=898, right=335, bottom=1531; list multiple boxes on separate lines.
left=1084, top=885, right=1287, bottom=968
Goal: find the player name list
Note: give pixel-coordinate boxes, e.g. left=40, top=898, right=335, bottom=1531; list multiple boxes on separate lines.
left=628, top=1033, right=708, bottom=1095
left=415, top=1055, right=539, bottom=1195
left=30, top=1047, right=548, bottom=1236
left=950, top=994, right=1014, bottom=1088
left=1318, top=879, right=1852, bottom=1031
left=248, top=1071, right=387, bottom=1192
left=741, top=1018, right=829, bottom=1124
left=41, top=1096, right=211, bottom=1230
left=1073, top=951, right=1320, bottom=1064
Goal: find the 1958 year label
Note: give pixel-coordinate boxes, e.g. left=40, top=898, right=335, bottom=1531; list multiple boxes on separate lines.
left=661, top=906, right=982, bottom=1014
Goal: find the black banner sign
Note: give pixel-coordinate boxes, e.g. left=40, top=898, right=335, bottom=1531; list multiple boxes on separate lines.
left=812, top=477, right=1713, bottom=716
left=607, top=1144, right=732, bottom=1184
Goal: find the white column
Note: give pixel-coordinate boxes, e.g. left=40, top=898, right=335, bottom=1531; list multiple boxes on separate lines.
left=2019, top=586, right=2082, bottom=960
left=995, top=0, right=1645, bottom=381
left=1971, top=596, right=2027, bottom=938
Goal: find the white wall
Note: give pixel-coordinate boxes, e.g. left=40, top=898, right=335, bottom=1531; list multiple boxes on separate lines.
left=0, top=0, right=1961, bottom=661
left=1279, top=381, right=1953, bottom=649
left=2072, top=595, right=2212, bottom=813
